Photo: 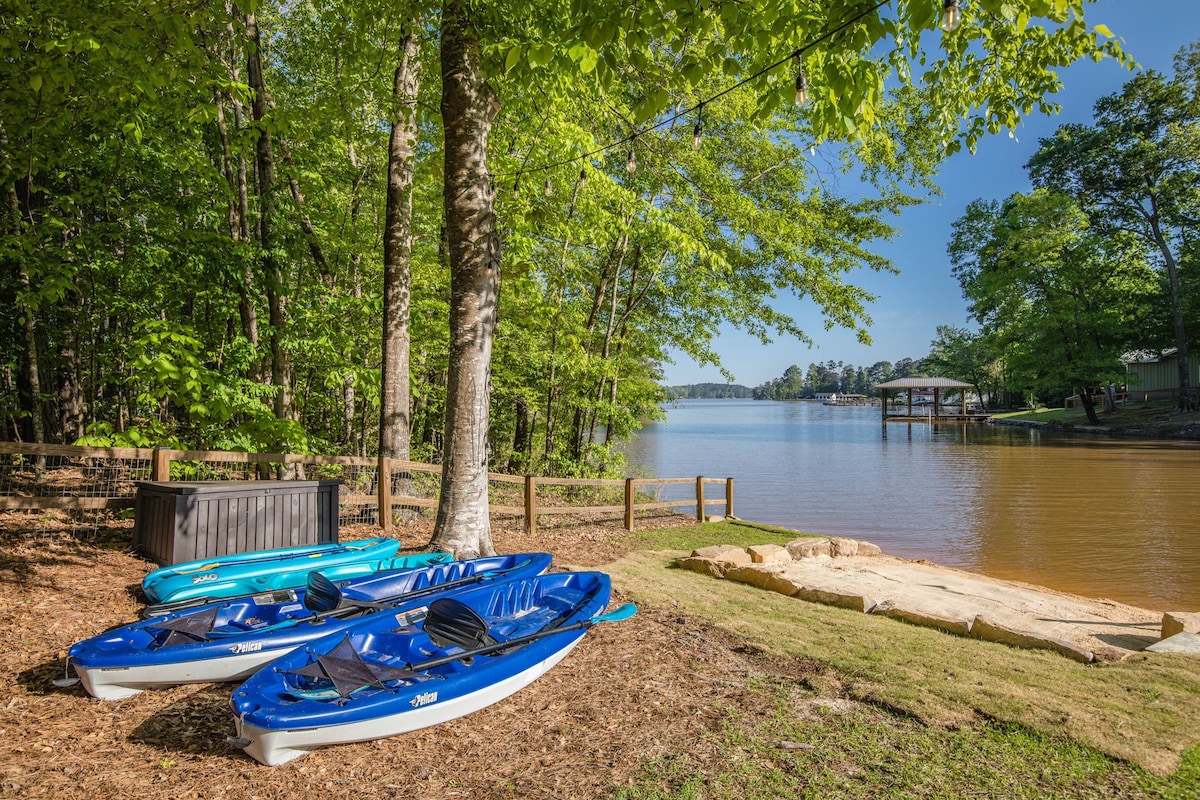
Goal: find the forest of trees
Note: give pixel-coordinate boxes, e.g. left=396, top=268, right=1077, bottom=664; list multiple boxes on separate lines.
left=664, top=384, right=753, bottom=400
left=751, top=358, right=925, bottom=400
left=2, top=2, right=1131, bottom=552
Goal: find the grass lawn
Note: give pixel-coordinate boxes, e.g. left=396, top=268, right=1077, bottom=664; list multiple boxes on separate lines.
left=608, top=521, right=1200, bottom=799
left=993, top=399, right=1200, bottom=433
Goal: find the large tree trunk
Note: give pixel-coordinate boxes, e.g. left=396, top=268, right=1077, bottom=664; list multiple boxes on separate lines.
left=430, top=0, right=500, bottom=558
left=1148, top=213, right=1192, bottom=410
left=1079, top=389, right=1101, bottom=426
left=216, top=7, right=258, bottom=354
left=508, top=397, right=531, bottom=474
left=245, top=11, right=291, bottom=426
left=379, top=27, right=422, bottom=462
left=4, top=142, right=46, bottom=451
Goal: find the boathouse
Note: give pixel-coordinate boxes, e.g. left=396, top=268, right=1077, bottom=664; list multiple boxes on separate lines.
left=874, top=377, right=985, bottom=422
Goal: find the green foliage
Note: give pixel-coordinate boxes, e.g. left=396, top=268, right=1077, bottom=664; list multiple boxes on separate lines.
left=753, top=358, right=913, bottom=399
left=663, top=383, right=753, bottom=400
left=0, top=0, right=1139, bottom=478
left=949, top=190, right=1158, bottom=412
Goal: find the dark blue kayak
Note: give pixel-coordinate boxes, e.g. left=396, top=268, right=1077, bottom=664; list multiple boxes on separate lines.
left=69, top=553, right=553, bottom=701
left=229, top=571, right=635, bottom=765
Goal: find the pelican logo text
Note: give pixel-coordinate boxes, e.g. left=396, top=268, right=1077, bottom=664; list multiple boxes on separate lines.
left=231, top=641, right=264, bottom=655
left=410, top=691, right=438, bottom=708
left=191, top=573, right=219, bottom=585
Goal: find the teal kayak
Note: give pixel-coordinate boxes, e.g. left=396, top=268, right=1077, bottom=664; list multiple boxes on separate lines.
left=141, top=539, right=450, bottom=609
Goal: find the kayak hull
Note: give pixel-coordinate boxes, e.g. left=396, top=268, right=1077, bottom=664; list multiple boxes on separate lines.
left=141, top=538, right=410, bottom=605
left=230, top=571, right=613, bottom=765
left=234, top=641, right=581, bottom=766
left=70, top=554, right=553, bottom=700
left=75, top=647, right=294, bottom=701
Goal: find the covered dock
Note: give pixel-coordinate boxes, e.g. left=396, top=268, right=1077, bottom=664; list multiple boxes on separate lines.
left=874, top=377, right=989, bottom=422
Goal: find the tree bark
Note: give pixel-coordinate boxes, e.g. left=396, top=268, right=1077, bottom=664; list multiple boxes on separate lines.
left=508, top=396, right=531, bottom=473
left=430, top=0, right=500, bottom=558
left=245, top=11, right=291, bottom=423
left=1147, top=212, right=1192, bottom=410
left=3, top=130, right=46, bottom=450
left=379, top=27, right=422, bottom=461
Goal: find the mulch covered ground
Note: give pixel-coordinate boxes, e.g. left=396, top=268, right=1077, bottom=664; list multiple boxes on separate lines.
left=0, top=512, right=826, bottom=799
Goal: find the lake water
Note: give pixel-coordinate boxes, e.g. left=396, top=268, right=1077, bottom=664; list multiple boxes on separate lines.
left=622, top=399, right=1200, bottom=611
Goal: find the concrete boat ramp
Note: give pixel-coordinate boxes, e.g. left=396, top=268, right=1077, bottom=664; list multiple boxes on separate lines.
left=677, top=538, right=1199, bottom=663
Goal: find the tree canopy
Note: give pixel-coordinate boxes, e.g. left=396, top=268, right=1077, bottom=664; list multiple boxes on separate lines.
left=2, top=0, right=1135, bottom=551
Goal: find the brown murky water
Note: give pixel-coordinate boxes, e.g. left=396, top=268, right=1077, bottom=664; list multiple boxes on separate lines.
left=625, top=400, right=1200, bottom=610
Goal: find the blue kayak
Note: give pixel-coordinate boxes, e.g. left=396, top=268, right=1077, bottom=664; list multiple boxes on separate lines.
left=70, top=553, right=553, bottom=701
left=141, top=539, right=448, bottom=608
left=229, top=571, right=635, bottom=765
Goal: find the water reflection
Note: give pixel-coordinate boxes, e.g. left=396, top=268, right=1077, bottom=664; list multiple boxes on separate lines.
left=623, top=399, right=1200, bottom=610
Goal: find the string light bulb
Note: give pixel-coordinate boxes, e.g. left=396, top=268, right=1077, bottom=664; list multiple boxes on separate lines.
left=544, top=178, right=553, bottom=197
left=626, top=148, right=637, bottom=174
left=512, top=177, right=521, bottom=198
left=794, top=69, right=809, bottom=107
left=578, top=167, right=587, bottom=188
left=692, top=103, right=704, bottom=150
left=940, top=0, right=961, bottom=32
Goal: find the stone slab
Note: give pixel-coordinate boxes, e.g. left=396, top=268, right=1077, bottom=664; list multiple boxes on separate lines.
left=724, top=565, right=804, bottom=597
left=1161, top=611, right=1200, bottom=639
left=785, top=537, right=832, bottom=559
left=793, top=587, right=877, bottom=614
left=970, top=615, right=1094, bottom=663
left=769, top=554, right=1159, bottom=662
left=675, top=556, right=725, bottom=579
left=871, top=602, right=973, bottom=636
left=747, top=544, right=791, bottom=564
left=691, top=544, right=746, bottom=561
left=1144, top=631, right=1200, bottom=655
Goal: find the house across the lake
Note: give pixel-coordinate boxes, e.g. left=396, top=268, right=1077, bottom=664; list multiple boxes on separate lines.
left=1123, top=350, right=1200, bottom=403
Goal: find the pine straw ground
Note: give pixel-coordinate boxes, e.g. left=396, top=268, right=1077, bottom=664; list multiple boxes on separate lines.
left=0, top=512, right=836, bottom=800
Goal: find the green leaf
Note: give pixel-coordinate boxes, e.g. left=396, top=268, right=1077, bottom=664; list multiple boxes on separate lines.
left=505, top=45, right=523, bottom=73
left=527, top=44, right=554, bottom=67
left=30, top=74, right=42, bottom=92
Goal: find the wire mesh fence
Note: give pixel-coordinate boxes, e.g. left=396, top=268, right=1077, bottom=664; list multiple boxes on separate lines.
left=0, top=445, right=153, bottom=537
left=1, top=443, right=730, bottom=538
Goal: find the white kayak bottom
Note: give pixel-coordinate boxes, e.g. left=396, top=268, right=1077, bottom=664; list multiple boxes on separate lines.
left=75, top=647, right=295, bottom=701
left=234, top=638, right=584, bottom=766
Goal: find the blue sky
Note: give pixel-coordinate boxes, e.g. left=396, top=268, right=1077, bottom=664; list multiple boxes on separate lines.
left=663, top=0, right=1200, bottom=388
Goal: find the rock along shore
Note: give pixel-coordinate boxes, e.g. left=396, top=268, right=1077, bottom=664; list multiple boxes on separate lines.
left=676, top=537, right=1200, bottom=662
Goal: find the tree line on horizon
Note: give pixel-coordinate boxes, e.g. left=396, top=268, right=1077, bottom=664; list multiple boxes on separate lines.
left=665, top=356, right=926, bottom=400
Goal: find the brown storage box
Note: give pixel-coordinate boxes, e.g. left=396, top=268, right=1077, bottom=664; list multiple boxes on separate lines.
left=133, top=480, right=340, bottom=566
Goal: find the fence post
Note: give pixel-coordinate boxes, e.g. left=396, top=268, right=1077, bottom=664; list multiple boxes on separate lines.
left=151, top=447, right=172, bottom=482
left=695, top=476, right=705, bottom=522
left=624, top=478, right=635, bottom=531
left=725, top=477, right=734, bottom=518
left=524, top=475, right=537, bottom=536
left=377, top=456, right=392, bottom=533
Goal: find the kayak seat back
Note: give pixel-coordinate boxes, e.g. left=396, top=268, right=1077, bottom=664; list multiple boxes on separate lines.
left=424, top=598, right=496, bottom=650
left=304, top=571, right=343, bottom=613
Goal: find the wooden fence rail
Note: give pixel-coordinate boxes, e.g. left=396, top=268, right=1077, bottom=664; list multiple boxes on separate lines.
left=0, top=442, right=732, bottom=533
